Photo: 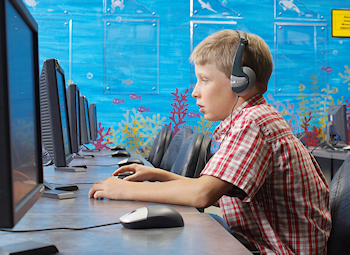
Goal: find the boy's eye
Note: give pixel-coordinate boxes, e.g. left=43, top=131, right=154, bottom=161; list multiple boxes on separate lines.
left=202, top=78, right=208, bottom=82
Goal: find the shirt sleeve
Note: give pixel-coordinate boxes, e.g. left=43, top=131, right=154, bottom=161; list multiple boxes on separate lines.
left=201, top=117, right=272, bottom=202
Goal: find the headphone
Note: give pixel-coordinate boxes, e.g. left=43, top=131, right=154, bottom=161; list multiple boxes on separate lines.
left=230, top=30, right=256, bottom=97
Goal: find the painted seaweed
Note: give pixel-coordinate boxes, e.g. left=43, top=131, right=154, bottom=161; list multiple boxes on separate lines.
left=92, top=122, right=113, bottom=150
left=165, top=88, right=190, bottom=135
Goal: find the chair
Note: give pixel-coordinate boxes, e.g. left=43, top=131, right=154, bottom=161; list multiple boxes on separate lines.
left=148, top=126, right=173, bottom=168
left=160, top=127, right=193, bottom=171
left=193, top=135, right=213, bottom=178
left=170, top=132, right=204, bottom=177
left=327, top=154, right=350, bottom=255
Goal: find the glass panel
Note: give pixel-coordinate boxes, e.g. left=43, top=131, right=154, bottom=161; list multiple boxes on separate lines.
left=275, top=23, right=328, bottom=96
left=103, top=19, right=159, bottom=94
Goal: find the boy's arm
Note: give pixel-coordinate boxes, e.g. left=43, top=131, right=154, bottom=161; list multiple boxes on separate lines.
left=88, top=175, right=232, bottom=209
left=112, top=164, right=187, bottom=182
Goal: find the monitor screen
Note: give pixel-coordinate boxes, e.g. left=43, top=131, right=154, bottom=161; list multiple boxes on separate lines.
left=39, top=58, right=73, bottom=168
left=56, top=69, right=71, bottom=158
left=80, top=96, right=91, bottom=144
left=67, top=84, right=81, bottom=153
left=328, top=104, right=348, bottom=146
left=0, top=0, right=44, bottom=228
left=89, top=103, right=98, bottom=142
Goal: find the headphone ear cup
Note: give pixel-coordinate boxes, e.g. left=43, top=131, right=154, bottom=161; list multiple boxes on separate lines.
left=235, top=66, right=256, bottom=97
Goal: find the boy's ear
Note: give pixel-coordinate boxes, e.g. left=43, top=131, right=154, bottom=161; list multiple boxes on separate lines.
left=230, top=30, right=256, bottom=97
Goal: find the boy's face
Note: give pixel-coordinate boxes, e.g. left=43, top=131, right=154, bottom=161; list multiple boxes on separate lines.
left=192, top=63, right=237, bottom=121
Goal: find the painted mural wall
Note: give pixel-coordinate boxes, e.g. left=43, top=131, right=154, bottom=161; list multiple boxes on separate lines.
left=24, top=0, right=350, bottom=157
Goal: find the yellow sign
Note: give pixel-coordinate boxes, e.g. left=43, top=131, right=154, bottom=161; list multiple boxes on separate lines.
left=332, top=9, right=350, bottom=37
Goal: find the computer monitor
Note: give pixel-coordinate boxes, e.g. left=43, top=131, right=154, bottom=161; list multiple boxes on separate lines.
left=89, top=103, right=98, bottom=142
left=0, top=0, right=58, bottom=253
left=80, top=95, right=91, bottom=145
left=39, top=58, right=85, bottom=172
left=67, top=84, right=81, bottom=154
left=326, top=104, right=349, bottom=151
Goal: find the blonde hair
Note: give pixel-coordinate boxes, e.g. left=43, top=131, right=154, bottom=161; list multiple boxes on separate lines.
left=189, top=29, right=273, bottom=93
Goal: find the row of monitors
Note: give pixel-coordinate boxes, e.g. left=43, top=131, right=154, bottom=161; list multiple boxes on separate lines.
left=41, top=58, right=98, bottom=168
left=0, top=0, right=97, bottom=231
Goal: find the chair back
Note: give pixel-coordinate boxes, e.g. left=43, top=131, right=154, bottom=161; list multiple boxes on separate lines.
left=193, top=135, right=213, bottom=178
left=148, top=127, right=173, bottom=167
left=327, top=155, right=350, bottom=255
left=160, top=128, right=193, bottom=171
left=171, top=132, right=204, bottom=177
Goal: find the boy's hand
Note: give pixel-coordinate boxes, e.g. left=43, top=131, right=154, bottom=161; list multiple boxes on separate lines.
left=88, top=177, right=127, bottom=200
left=112, top=164, right=171, bottom=182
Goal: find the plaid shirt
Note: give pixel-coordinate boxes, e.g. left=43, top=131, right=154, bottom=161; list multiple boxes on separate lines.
left=201, top=94, right=332, bottom=254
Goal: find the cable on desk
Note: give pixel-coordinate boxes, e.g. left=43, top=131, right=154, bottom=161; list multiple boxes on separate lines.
left=84, top=163, right=120, bottom=167
left=310, top=141, right=327, bottom=154
left=50, top=182, right=94, bottom=185
left=0, top=222, right=121, bottom=233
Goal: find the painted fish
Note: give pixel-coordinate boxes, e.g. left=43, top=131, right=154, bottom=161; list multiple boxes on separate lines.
left=321, top=66, right=333, bottom=73
left=198, top=0, right=218, bottom=13
left=188, top=112, right=200, bottom=118
left=138, top=106, right=150, bottom=113
left=122, top=79, right=134, bottom=85
left=112, top=98, right=125, bottom=105
left=129, top=94, right=142, bottom=100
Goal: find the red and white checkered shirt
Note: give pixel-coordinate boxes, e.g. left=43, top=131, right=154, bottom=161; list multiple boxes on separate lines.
left=201, top=94, right=332, bottom=254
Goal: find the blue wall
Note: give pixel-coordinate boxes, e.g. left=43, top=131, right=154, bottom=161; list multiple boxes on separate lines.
left=24, top=0, right=350, bottom=155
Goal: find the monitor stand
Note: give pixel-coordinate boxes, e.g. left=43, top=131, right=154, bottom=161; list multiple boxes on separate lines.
left=54, top=165, right=86, bottom=172
left=44, top=180, right=78, bottom=191
left=43, top=181, right=75, bottom=199
left=325, top=122, right=347, bottom=153
left=73, top=152, right=94, bottom=159
left=0, top=241, right=58, bottom=255
left=82, top=144, right=100, bottom=152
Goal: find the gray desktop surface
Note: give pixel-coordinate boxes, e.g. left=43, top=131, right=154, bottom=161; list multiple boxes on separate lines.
left=0, top=149, right=251, bottom=255
left=310, top=147, right=350, bottom=184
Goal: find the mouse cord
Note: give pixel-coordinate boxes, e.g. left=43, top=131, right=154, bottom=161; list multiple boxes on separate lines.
left=0, top=222, right=122, bottom=233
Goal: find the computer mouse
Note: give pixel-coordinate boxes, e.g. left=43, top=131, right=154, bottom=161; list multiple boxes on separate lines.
left=119, top=205, right=184, bottom=229
left=111, top=150, right=131, bottom=157
left=118, top=158, right=144, bottom=167
left=110, top=145, right=126, bottom=151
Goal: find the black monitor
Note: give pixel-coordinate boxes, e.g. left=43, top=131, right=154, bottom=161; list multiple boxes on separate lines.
left=89, top=103, right=98, bottom=142
left=39, top=58, right=85, bottom=172
left=80, top=95, right=91, bottom=145
left=0, top=0, right=58, bottom=253
left=67, top=84, right=81, bottom=154
left=326, top=104, right=349, bottom=151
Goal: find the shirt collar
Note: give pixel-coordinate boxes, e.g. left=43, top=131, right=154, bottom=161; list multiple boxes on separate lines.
left=212, top=94, right=266, bottom=141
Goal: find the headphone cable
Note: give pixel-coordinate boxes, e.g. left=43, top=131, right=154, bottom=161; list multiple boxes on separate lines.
left=220, top=96, right=240, bottom=147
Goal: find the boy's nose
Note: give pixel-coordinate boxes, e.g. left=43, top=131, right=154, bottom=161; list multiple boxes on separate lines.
left=191, top=84, right=199, bottom=98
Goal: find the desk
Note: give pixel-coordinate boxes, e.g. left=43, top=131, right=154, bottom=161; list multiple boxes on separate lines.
left=310, top=148, right=350, bottom=184
left=0, top=149, right=252, bottom=255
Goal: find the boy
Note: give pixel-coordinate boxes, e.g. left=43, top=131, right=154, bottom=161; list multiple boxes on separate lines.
left=89, top=30, right=331, bottom=254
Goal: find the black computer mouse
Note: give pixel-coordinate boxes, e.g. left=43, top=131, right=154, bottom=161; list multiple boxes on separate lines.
left=119, top=205, right=184, bottom=229
left=110, top=145, right=126, bottom=151
left=118, top=158, right=144, bottom=167
left=111, top=150, right=131, bottom=157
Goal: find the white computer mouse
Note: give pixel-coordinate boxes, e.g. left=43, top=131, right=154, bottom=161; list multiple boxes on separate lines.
left=119, top=205, right=184, bottom=229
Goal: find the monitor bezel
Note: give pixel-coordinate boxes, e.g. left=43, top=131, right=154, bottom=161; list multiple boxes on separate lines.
left=0, top=0, right=45, bottom=228
left=40, top=58, right=74, bottom=167
left=80, top=96, right=91, bottom=145
left=67, top=84, right=81, bottom=154
left=328, top=104, right=348, bottom=145
left=89, top=103, right=98, bottom=142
